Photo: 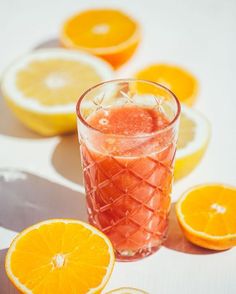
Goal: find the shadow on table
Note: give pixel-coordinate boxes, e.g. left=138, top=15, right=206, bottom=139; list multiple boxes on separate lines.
left=0, top=249, right=17, bottom=293
left=164, top=203, right=219, bottom=255
left=0, top=168, right=87, bottom=232
left=51, top=134, right=84, bottom=186
left=0, top=95, right=41, bottom=139
left=0, top=168, right=87, bottom=293
left=34, top=37, right=61, bottom=50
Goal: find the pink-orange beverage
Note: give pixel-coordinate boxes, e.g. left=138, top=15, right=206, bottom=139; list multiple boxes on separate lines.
left=77, top=80, right=180, bottom=261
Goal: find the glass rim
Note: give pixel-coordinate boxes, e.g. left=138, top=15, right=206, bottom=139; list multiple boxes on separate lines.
left=76, top=78, right=181, bottom=138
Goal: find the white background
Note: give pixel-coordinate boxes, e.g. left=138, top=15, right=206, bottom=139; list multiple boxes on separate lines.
left=0, top=0, right=236, bottom=293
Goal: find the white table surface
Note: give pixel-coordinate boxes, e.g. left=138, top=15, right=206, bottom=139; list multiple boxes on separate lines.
left=0, top=0, right=236, bottom=293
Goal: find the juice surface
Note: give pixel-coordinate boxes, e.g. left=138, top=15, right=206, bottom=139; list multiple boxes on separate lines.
left=80, top=105, right=176, bottom=260
left=87, top=105, right=169, bottom=136
left=86, top=105, right=171, bottom=157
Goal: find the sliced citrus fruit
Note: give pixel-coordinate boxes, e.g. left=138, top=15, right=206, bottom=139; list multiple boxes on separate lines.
left=176, top=184, right=236, bottom=250
left=106, top=287, right=148, bottom=294
left=175, top=105, right=210, bottom=180
left=1, top=49, right=113, bottom=136
left=134, top=64, right=198, bottom=106
left=5, top=219, right=115, bottom=294
left=60, top=9, right=141, bottom=68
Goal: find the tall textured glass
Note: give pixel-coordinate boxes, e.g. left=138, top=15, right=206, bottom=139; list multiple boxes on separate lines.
left=77, top=79, right=180, bottom=261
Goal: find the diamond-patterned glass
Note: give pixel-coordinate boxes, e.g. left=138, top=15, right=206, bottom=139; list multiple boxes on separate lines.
left=77, top=79, right=180, bottom=261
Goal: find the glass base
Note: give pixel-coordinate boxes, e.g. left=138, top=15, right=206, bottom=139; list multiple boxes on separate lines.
left=88, top=216, right=167, bottom=262
left=115, top=245, right=161, bottom=262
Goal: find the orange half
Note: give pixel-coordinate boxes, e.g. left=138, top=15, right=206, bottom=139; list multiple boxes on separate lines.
left=135, top=64, right=198, bottom=106
left=176, top=184, right=236, bottom=250
left=60, top=9, right=141, bottom=68
left=5, top=219, right=115, bottom=294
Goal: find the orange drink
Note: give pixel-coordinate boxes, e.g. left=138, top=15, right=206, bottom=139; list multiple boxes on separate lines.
left=77, top=79, right=180, bottom=261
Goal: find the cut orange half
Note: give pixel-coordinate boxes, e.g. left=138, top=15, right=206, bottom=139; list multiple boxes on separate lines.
left=176, top=184, right=236, bottom=250
left=60, top=9, right=141, bottom=68
left=5, top=219, right=115, bottom=294
left=134, top=64, right=198, bottom=106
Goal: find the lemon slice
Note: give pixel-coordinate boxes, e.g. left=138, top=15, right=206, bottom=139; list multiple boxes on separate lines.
left=175, top=105, right=211, bottom=180
left=1, top=49, right=113, bottom=136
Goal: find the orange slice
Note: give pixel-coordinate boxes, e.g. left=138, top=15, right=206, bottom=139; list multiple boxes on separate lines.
left=176, top=184, right=236, bottom=250
left=60, top=9, right=141, bottom=68
left=5, top=219, right=115, bottom=294
left=134, top=64, right=198, bottom=106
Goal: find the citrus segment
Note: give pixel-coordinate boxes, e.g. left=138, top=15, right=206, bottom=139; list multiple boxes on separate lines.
left=134, top=64, right=198, bottom=106
left=1, top=49, right=113, bottom=135
left=5, top=219, right=115, bottom=294
left=176, top=184, right=236, bottom=250
left=175, top=105, right=210, bottom=180
left=61, top=9, right=141, bottom=68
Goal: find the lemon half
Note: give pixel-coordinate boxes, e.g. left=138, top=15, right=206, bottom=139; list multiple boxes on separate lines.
left=1, top=49, right=113, bottom=136
left=175, top=105, right=211, bottom=180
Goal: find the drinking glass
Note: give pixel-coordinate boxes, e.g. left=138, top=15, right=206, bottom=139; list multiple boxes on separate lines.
left=76, top=79, right=180, bottom=261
